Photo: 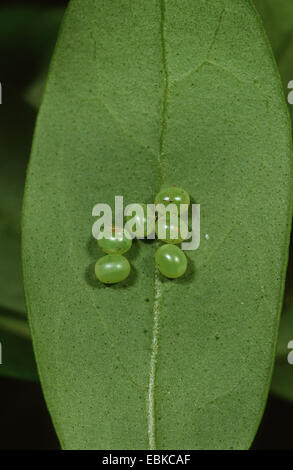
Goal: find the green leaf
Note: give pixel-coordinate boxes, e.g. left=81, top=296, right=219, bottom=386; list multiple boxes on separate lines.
left=23, top=8, right=65, bottom=109
left=254, top=0, right=293, bottom=122
left=270, top=301, right=293, bottom=401
left=23, top=0, right=293, bottom=450
left=253, top=1, right=293, bottom=402
left=24, top=69, right=49, bottom=110
left=0, top=91, right=36, bottom=314
left=271, top=363, right=293, bottom=403
left=0, top=310, right=38, bottom=382
left=275, top=304, right=293, bottom=362
left=0, top=312, right=31, bottom=340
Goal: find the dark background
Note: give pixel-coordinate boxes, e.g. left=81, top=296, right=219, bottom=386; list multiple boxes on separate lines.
left=0, top=0, right=292, bottom=450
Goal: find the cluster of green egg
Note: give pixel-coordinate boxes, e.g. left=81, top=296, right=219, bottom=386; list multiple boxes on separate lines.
left=94, top=187, right=190, bottom=284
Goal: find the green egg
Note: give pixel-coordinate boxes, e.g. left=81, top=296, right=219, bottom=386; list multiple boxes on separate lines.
left=98, top=226, right=132, bottom=254
left=155, top=213, right=189, bottom=244
left=155, top=186, right=190, bottom=215
left=155, top=244, right=187, bottom=279
left=125, top=203, right=155, bottom=238
left=95, top=255, right=131, bottom=284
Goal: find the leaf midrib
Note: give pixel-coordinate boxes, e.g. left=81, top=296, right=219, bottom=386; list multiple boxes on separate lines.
left=146, top=0, right=168, bottom=450
left=147, top=3, right=228, bottom=450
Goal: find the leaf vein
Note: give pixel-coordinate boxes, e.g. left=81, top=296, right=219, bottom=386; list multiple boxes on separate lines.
left=146, top=0, right=168, bottom=450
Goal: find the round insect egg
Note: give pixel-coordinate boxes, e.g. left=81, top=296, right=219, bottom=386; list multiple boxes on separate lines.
left=124, top=203, right=155, bottom=238
left=155, top=186, right=190, bottom=215
left=95, top=254, right=131, bottom=284
left=155, top=244, right=187, bottom=279
left=98, top=226, right=132, bottom=254
left=155, top=213, right=189, bottom=244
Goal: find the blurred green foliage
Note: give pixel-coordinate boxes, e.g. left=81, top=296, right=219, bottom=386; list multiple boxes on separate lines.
left=0, top=7, right=64, bottom=93
left=0, top=329, right=37, bottom=381
left=270, top=304, right=293, bottom=401
left=0, top=307, right=37, bottom=381
left=0, top=91, right=35, bottom=314
left=0, top=5, right=65, bottom=381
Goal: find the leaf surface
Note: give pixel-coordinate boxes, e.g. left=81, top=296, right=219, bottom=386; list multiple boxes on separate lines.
left=23, top=0, right=293, bottom=449
left=254, top=0, right=293, bottom=122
